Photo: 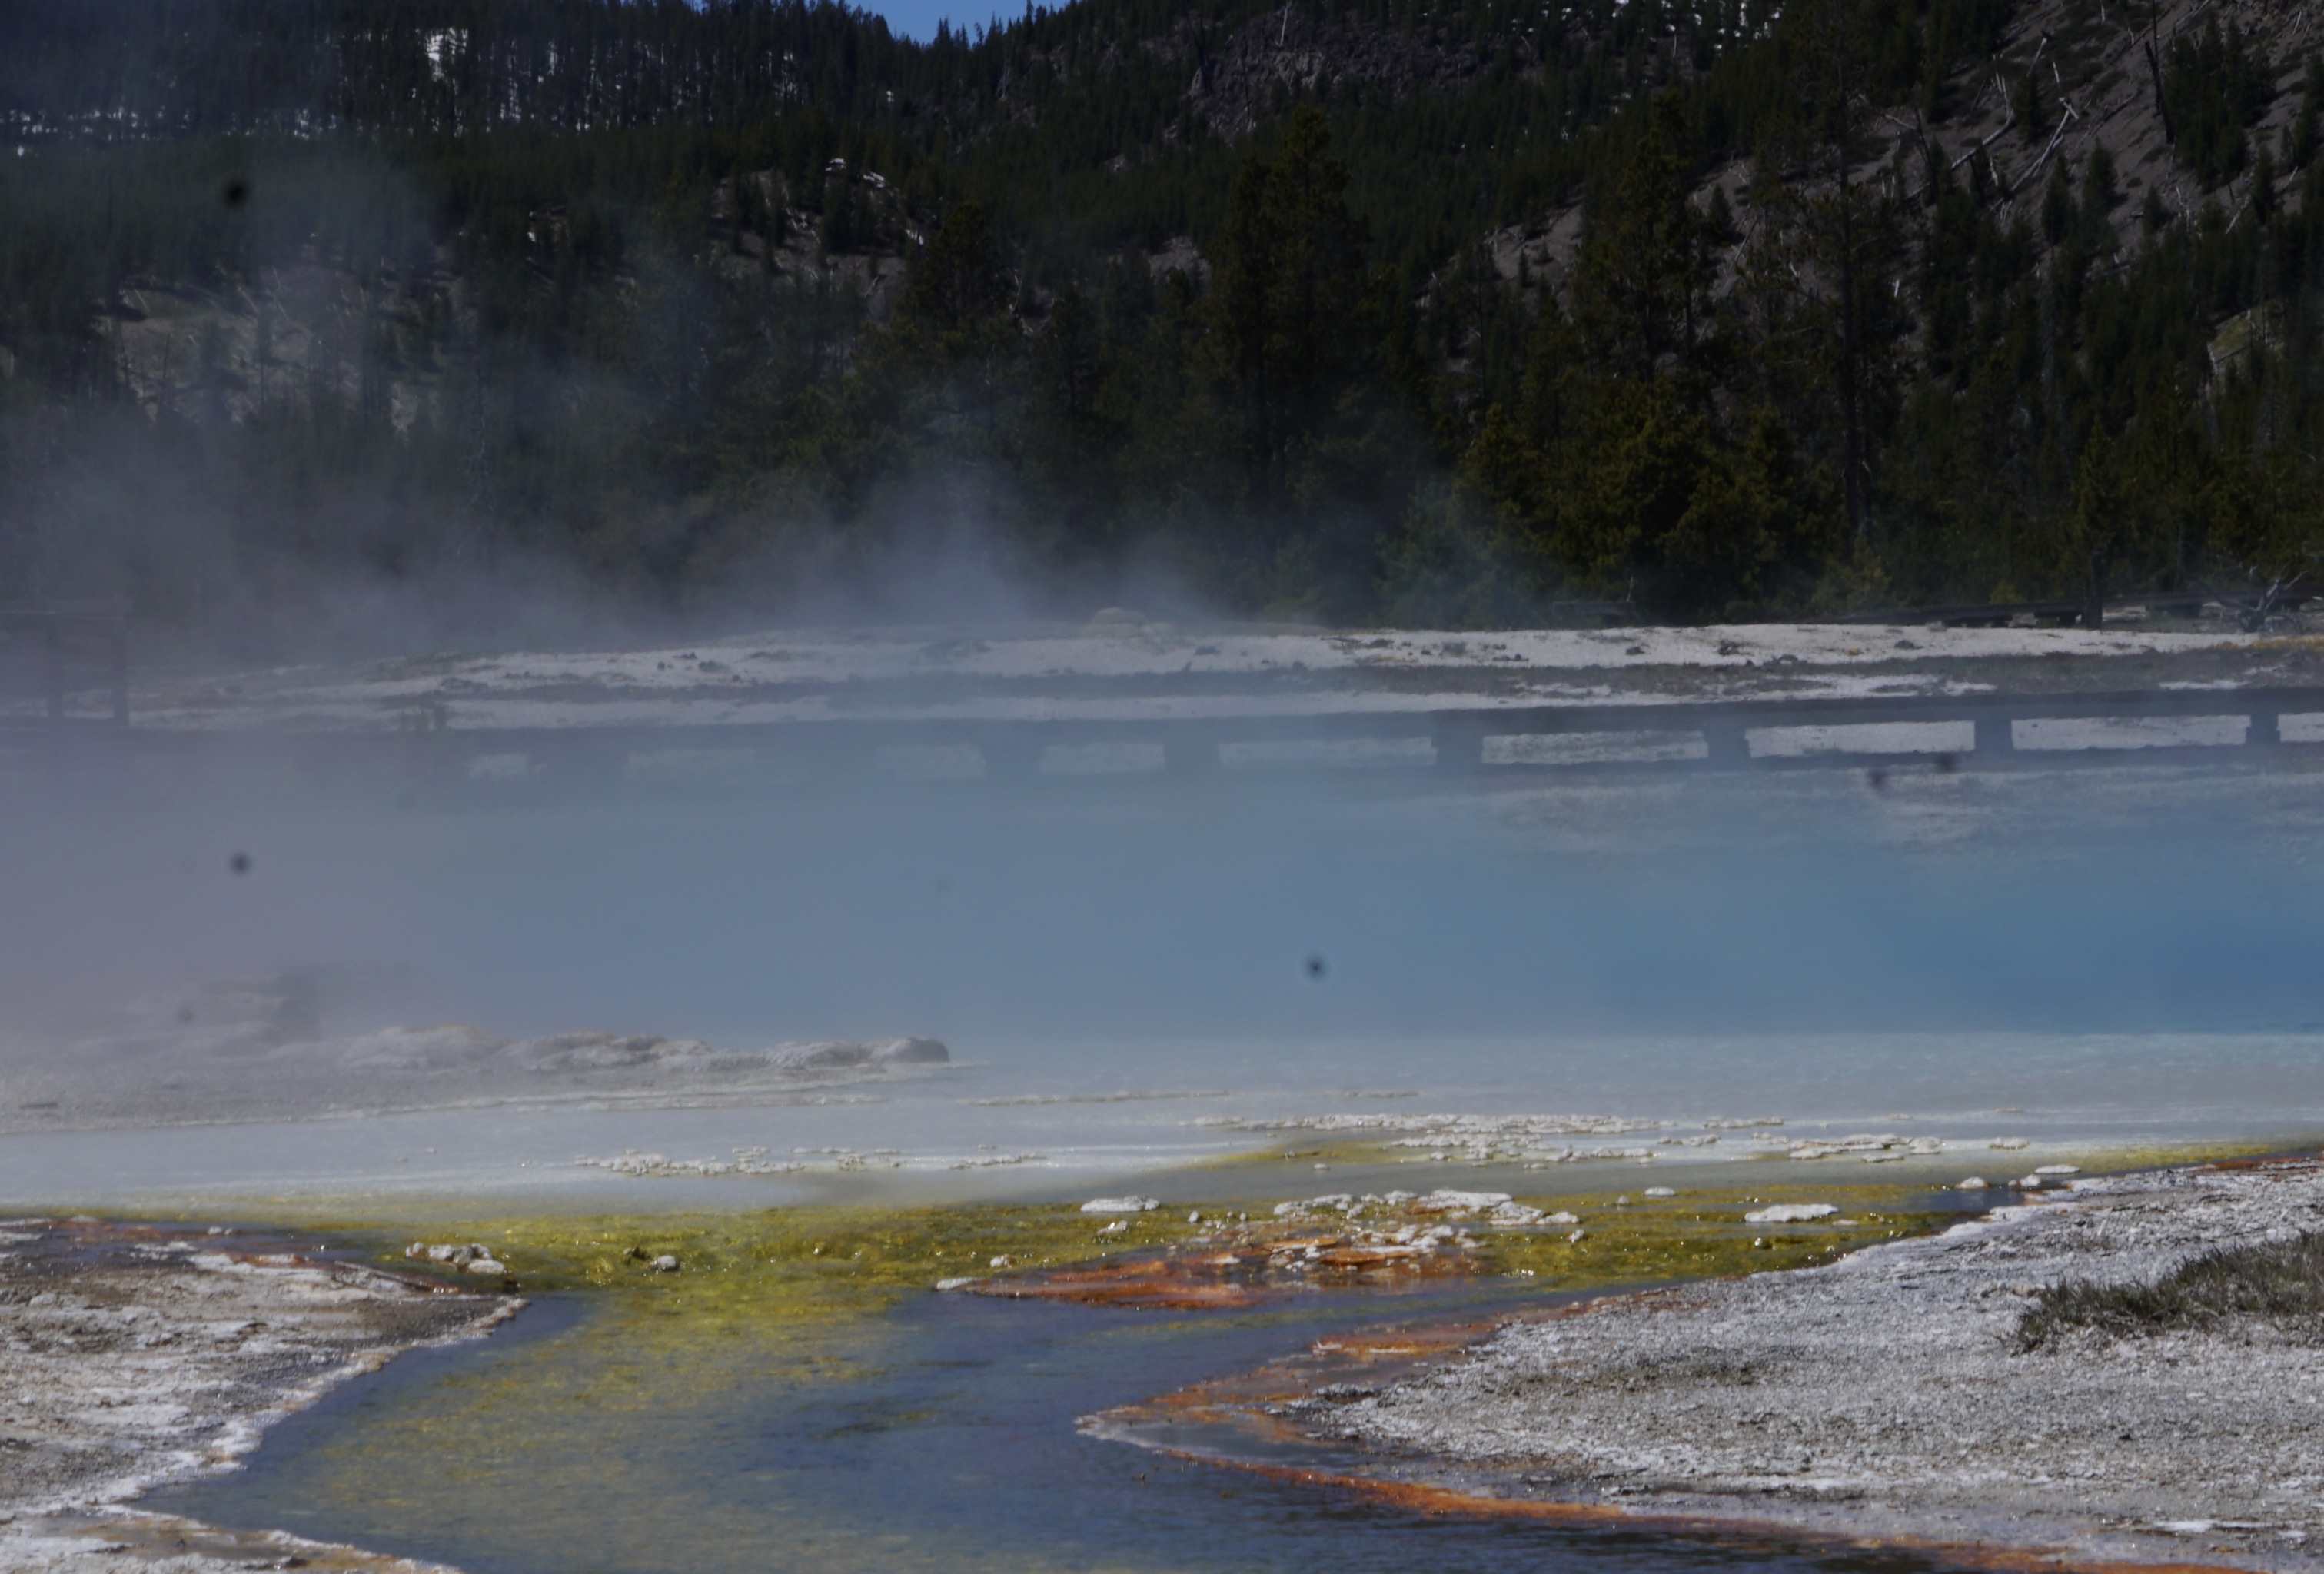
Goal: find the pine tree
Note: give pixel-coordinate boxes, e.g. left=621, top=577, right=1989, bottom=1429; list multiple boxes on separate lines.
left=2016, top=68, right=2044, bottom=145
left=2042, top=158, right=2073, bottom=246
left=1568, top=95, right=1723, bottom=385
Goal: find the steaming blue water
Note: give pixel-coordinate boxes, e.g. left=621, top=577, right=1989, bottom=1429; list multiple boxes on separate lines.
left=8, top=786, right=2324, bottom=1059
left=15, top=771, right=2324, bottom=1566
left=9, top=782, right=2324, bottom=1206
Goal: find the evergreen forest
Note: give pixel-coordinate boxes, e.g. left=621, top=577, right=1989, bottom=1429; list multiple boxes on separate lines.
left=3, top=0, right=2321, bottom=645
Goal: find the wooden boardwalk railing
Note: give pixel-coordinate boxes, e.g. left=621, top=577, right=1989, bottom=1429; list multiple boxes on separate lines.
left=392, top=685, right=2319, bottom=770
left=9, top=684, right=2322, bottom=804
left=0, top=604, right=129, bottom=727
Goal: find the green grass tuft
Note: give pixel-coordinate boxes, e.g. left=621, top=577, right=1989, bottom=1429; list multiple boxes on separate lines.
left=2015, top=1231, right=2324, bottom=1351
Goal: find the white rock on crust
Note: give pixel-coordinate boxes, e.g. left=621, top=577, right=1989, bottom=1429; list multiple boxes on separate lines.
left=1274, top=1194, right=1355, bottom=1218
left=1784, top=1133, right=1909, bottom=1160
left=1080, top=1196, right=1160, bottom=1214
left=869, top=1037, right=950, bottom=1064
left=407, top=1241, right=499, bottom=1269
left=1744, top=1203, right=1839, bottom=1224
left=2035, top=1164, right=2082, bottom=1176
left=765, top=1037, right=949, bottom=1072
left=1644, top=1187, right=1677, bottom=1198
left=1990, top=1137, right=2031, bottom=1150
left=1957, top=1177, right=1990, bottom=1190
left=648, top=1255, right=680, bottom=1273
left=1415, top=1190, right=1514, bottom=1213
left=933, top=1276, right=981, bottom=1292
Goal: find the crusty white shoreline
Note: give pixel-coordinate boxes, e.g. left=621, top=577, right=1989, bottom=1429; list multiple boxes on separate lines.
left=1309, top=1160, right=2324, bottom=1570
left=0, top=1030, right=955, bottom=1140
left=1, top=1222, right=513, bottom=1572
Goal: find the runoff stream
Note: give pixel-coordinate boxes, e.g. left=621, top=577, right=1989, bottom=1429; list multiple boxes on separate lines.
left=155, top=1220, right=2002, bottom=1574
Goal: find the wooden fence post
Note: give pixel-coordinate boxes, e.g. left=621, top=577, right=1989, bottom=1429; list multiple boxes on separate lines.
left=1432, top=718, right=1487, bottom=770
left=1702, top=721, right=1750, bottom=766
left=980, top=735, right=1046, bottom=779
left=108, top=613, right=129, bottom=724
left=43, top=615, right=63, bottom=724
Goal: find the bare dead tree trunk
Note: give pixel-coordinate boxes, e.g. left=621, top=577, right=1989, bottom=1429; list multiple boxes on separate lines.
left=1834, top=18, right=1868, bottom=544
left=2145, top=31, right=2174, bottom=145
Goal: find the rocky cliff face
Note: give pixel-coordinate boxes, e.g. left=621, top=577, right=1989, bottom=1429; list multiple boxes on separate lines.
left=1184, top=8, right=1507, bottom=141
left=95, top=167, right=926, bottom=431
left=1466, top=0, right=2312, bottom=319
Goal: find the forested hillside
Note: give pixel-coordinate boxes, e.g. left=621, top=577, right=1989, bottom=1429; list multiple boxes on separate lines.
left=2, top=0, right=2319, bottom=647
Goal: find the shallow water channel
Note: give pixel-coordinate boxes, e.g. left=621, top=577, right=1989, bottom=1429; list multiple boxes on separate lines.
left=161, top=1263, right=1992, bottom=1573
